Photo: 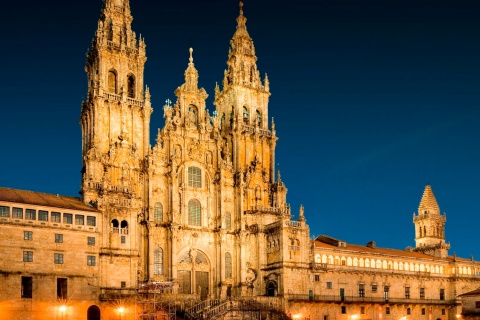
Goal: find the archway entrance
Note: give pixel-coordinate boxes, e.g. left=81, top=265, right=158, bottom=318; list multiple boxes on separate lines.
left=87, top=305, right=101, bottom=320
left=177, top=250, right=210, bottom=300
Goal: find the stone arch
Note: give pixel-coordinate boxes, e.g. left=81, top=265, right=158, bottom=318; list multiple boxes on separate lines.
left=127, top=73, right=135, bottom=98
left=87, top=305, right=101, bottom=320
left=108, top=70, right=117, bottom=94
left=266, top=281, right=277, bottom=297
left=111, top=219, right=119, bottom=233
left=242, top=106, right=249, bottom=124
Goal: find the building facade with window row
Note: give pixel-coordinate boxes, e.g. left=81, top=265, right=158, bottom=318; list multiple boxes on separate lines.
left=1, top=0, right=480, bottom=319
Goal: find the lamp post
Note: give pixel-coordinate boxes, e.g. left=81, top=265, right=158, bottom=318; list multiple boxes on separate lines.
left=58, top=305, right=67, bottom=320
left=118, top=306, right=125, bottom=320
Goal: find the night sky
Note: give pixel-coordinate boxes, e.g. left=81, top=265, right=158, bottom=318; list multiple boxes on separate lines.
left=1, top=0, right=479, bottom=258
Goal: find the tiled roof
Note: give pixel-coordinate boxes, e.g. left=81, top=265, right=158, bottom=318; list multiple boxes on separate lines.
left=314, top=236, right=474, bottom=263
left=418, top=185, right=440, bottom=215
left=0, top=187, right=98, bottom=212
left=458, top=288, right=480, bottom=297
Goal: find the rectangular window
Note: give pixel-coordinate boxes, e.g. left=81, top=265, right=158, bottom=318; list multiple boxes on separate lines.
left=38, top=210, right=48, bottom=221
left=420, top=287, right=425, bottom=299
left=121, top=281, right=126, bottom=288
left=87, top=237, right=95, bottom=246
left=440, top=288, right=445, bottom=300
left=54, top=253, right=64, bottom=264
left=384, top=285, right=390, bottom=301
left=23, top=251, right=33, bottom=262
left=0, top=206, right=9, bottom=217
left=51, top=212, right=61, bottom=223
left=64, top=213, right=73, bottom=224
left=407, top=308, right=411, bottom=315
left=121, top=235, right=126, bottom=244
left=314, top=275, right=320, bottom=282
left=87, top=216, right=96, bottom=226
left=386, top=307, right=390, bottom=315
left=87, top=256, right=96, bottom=266
left=476, top=301, right=480, bottom=308
left=21, top=276, right=33, bottom=298
left=57, top=278, right=67, bottom=299
left=188, top=167, right=202, bottom=188
left=24, top=231, right=33, bottom=240
left=361, top=306, right=365, bottom=314
left=75, top=215, right=84, bottom=225
left=405, top=286, right=410, bottom=299
left=359, top=284, right=365, bottom=297
left=25, top=209, right=36, bottom=220
left=327, top=282, right=332, bottom=289
left=442, top=308, right=446, bottom=315
left=341, top=306, right=346, bottom=314
left=12, top=207, right=23, bottom=219
left=55, top=234, right=63, bottom=243
left=371, top=284, right=377, bottom=292
left=422, top=308, right=426, bottom=315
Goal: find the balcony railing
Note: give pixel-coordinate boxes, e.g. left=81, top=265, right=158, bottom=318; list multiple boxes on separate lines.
left=99, top=287, right=137, bottom=301
left=285, top=294, right=460, bottom=305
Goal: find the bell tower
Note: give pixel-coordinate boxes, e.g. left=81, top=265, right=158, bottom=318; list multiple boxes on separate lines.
left=214, top=2, right=279, bottom=211
left=413, top=185, right=450, bottom=258
left=80, top=0, right=152, bottom=289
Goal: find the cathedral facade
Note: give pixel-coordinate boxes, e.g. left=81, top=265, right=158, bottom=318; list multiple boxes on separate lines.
left=1, top=1, right=480, bottom=319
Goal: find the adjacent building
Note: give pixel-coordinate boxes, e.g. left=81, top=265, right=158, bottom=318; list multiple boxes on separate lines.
left=1, top=1, right=479, bottom=319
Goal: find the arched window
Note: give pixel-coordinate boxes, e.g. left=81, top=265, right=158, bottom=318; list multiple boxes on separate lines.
left=121, top=220, right=128, bottom=235
left=256, top=110, right=262, bottom=126
left=188, top=199, right=201, bottom=226
left=108, top=70, right=117, bottom=94
left=315, top=254, right=321, bottom=263
left=225, top=211, right=231, bottom=229
left=127, top=75, right=135, bottom=98
left=154, top=247, right=164, bottom=275
left=225, top=253, right=232, bottom=279
left=266, top=282, right=276, bottom=297
left=154, top=203, right=163, bottom=222
left=188, top=167, right=202, bottom=188
left=111, top=219, right=119, bottom=233
left=419, top=226, right=422, bottom=237
left=243, top=107, right=249, bottom=124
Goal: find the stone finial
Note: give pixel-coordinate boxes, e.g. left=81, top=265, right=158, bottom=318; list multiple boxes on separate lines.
left=189, top=47, right=194, bottom=65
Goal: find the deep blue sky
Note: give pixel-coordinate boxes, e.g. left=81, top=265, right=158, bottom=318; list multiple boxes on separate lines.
left=1, top=0, right=479, bottom=258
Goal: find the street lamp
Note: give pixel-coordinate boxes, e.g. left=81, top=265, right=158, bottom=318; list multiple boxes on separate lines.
left=118, top=306, right=125, bottom=320
left=58, top=305, right=67, bottom=320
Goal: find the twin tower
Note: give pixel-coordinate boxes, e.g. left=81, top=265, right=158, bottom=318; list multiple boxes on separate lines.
left=79, top=0, right=292, bottom=298
left=79, top=0, right=448, bottom=299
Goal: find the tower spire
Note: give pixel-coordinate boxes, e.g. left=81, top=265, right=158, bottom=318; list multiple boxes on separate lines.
left=418, top=185, right=440, bottom=216
left=413, top=185, right=449, bottom=258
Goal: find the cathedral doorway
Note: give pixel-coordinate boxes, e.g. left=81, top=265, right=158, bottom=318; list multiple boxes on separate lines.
left=87, top=305, right=101, bottom=320
left=177, top=249, right=210, bottom=299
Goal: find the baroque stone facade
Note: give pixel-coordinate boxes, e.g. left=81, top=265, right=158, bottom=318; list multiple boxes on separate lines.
left=1, top=1, right=480, bottom=319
